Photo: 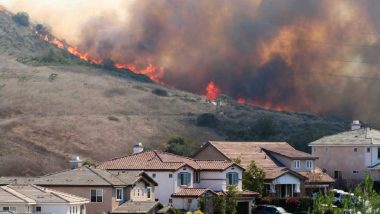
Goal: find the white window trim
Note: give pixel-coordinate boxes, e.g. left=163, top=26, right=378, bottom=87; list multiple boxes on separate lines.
left=116, top=188, right=123, bottom=201
left=306, top=160, right=313, bottom=169
left=294, top=160, right=301, bottom=169
left=3, top=207, right=16, bottom=212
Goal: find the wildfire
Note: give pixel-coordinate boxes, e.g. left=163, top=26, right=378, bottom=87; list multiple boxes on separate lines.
left=115, top=63, right=164, bottom=83
left=236, top=97, right=292, bottom=111
left=205, top=81, right=221, bottom=101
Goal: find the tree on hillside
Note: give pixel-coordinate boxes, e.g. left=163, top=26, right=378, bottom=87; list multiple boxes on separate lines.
left=225, top=185, right=239, bottom=214
left=253, top=117, right=277, bottom=139
left=164, top=136, right=200, bottom=157
left=243, top=160, right=266, bottom=195
left=12, top=12, right=30, bottom=27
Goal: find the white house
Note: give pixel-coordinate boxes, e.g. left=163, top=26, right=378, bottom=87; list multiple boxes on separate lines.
left=97, top=145, right=257, bottom=213
left=0, top=184, right=89, bottom=214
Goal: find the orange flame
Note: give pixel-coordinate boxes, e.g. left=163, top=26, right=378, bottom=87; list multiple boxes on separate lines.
left=115, top=63, right=164, bottom=83
left=205, top=81, right=221, bottom=101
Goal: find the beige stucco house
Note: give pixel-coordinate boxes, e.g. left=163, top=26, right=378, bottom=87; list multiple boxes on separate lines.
left=193, top=141, right=334, bottom=197
left=309, top=120, right=380, bottom=188
left=0, top=166, right=161, bottom=214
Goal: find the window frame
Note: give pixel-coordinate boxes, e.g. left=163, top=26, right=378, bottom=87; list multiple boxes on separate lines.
left=3, top=207, right=16, bottom=212
left=226, top=172, right=239, bottom=186
left=294, top=160, right=301, bottom=169
left=116, top=188, right=123, bottom=201
left=36, top=206, right=42, bottom=212
left=178, top=172, right=191, bottom=186
left=147, top=187, right=152, bottom=199
left=194, top=171, right=200, bottom=183
left=90, top=189, right=103, bottom=203
left=378, top=147, right=380, bottom=159
left=306, top=160, right=313, bottom=169
left=367, top=147, right=371, bottom=153
left=354, top=148, right=358, bottom=152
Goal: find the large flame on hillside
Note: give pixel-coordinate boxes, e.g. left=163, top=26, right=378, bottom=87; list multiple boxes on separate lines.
left=3, top=1, right=380, bottom=124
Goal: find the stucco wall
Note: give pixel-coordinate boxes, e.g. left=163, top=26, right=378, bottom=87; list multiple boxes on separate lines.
left=193, top=145, right=228, bottom=160
left=44, top=186, right=113, bottom=214
left=270, top=153, right=314, bottom=172
left=311, top=146, right=368, bottom=180
left=172, top=198, right=199, bottom=211
left=196, top=167, right=243, bottom=191
left=130, top=181, right=155, bottom=202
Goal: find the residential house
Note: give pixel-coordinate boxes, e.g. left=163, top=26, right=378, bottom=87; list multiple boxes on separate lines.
left=0, top=184, right=88, bottom=214
left=309, top=120, right=380, bottom=188
left=97, top=145, right=258, bottom=214
left=0, top=166, right=161, bottom=214
left=193, top=141, right=334, bottom=197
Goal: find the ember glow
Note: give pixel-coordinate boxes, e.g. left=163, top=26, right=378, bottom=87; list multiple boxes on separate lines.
left=3, top=0, right=380, bottom=124
left=205, top=81, right=221, bottom=101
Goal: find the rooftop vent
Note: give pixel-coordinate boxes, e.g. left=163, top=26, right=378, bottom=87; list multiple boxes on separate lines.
left=351, top=120, right=361, bottom=130
left=133, top=142, right=144, bottom=154
left=69, top=155, right=83, bottom=169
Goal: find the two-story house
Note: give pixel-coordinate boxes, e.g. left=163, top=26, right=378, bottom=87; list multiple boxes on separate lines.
left=309, top=120, right=380, bottom=188
left=97, top=146, right=258, bottom=213
left=193, top=141, right=334, bottom=197
left=9, top=166, right=161, bottom=214
left=0, top=184, right=89, bottom=214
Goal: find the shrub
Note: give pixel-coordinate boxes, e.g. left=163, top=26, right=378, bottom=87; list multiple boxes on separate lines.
left=35, top=24, right=50, bottom=35
left=196, top=113, right=218, bottom=128
left=152, top=88, right=168, bottom=96
left=103, top=58, right=115, bottom=70
left=12, top=12, right=30, bottom=26
left=165, top=136, right=199, bottom=157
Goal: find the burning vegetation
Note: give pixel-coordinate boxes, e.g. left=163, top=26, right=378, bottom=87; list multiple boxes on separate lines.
left=2, top=1, right=380, bottom=124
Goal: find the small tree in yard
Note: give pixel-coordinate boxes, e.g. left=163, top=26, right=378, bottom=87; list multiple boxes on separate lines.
left=243, top=160, right=266, bottom=195
left=225, top=185, right=239, bottom=214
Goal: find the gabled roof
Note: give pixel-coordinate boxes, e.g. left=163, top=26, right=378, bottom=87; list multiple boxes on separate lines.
left=33, top=166, right=126, bottom=186
left=98, top=150, right=240, bottom=171
left=109, top=171, right=158, bottom=186
left=299, top=167, right=335, bottom=184
left=0, top=184, right=88, bottom=204
left=309, top=128, right=380, bottom=146
left=171, top=188, right=217, bottom=198
left=111, top=201, right=161, bottom=214
left=196, top=141, right=311, bottom=181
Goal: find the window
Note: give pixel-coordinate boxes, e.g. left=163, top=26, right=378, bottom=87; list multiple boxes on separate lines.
left=147, top=187, right=152, bottom=199
left=294, top=160, right=301, bottom=169
left=306, top=160, right=313, bottom=169
left=354, top=148, right=358, bottom=152
left=194, top=171, right=200, bottom=183
left=116, top=188, right=123, bottom=201
left=226, top=172, right=239, bottom=185
left=353, top=170, right=359, bottom=174
left=178, top=172, right=191, bottom=186
left=367, top=147, right=371, bottom=153
left=90, top=189, right=103, bottom=202
left=169, top=198, right=173, bottom=204
left=169, top=174, right=173, bottom=178
left=378, top=147, right=380, bottom=159
left=3, top=207, right=16, bottom=212
left=334, top=170, right=342, bottom=179
left=152, top=173, right=156, bottom=178
left=36, top=206, right=42, bottom=212
left=80, top=205, right=84, bottom=214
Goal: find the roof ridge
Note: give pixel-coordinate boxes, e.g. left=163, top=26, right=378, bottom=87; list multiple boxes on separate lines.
left=2, top=185, right=36, bottom=204
left=87, top=167, right=117, bottom=186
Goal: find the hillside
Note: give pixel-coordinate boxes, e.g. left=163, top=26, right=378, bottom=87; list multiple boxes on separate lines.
left=0, top=9, right=348, bottom=176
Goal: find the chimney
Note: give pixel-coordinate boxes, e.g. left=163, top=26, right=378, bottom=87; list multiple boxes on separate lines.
left=133, top=142, right=144, bottom=154
left=69, top=155, right=83, bottom=169
left=351, top=120, right=361, bottom=130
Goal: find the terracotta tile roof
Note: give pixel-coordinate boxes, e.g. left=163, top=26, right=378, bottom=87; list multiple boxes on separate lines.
left=98, top=150, right=238, bottom=171
left=206, top=141, right=309, bottom=180
left=194, top=160, right=243, bottom=171
left=171, top=188, right=216, bottom=198
left=299, top=167, right=335, bottom=184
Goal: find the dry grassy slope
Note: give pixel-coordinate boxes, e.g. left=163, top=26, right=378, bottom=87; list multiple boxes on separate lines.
left=0, top=56, right=222, bottom=175
left=0, top=12, right=222, bottom=176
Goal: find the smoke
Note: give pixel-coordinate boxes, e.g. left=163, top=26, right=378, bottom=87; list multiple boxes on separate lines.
left=3, top=0, right=380, bottom=125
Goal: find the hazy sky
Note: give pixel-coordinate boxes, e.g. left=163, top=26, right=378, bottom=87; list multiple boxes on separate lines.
left=0, top=0, right=134, bottom=44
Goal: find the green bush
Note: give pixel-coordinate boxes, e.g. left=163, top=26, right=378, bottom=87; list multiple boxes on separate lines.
left=196, top=113, right=218, bottom=128
left=152, top=88, right=168, bottom=96
left=12, top=12, right=30, bottom=26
